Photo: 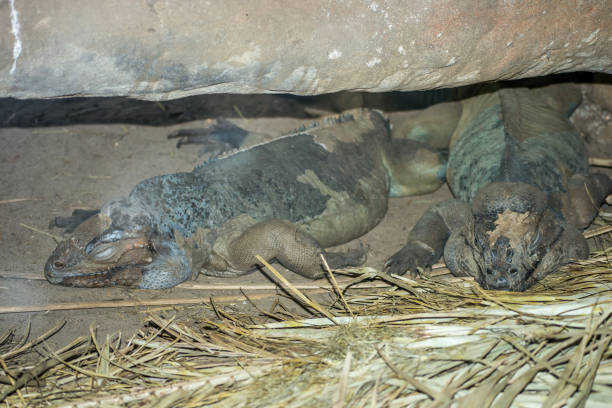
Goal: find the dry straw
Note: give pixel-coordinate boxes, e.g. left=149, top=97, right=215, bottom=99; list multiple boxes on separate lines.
left=1, top=221, right=611, bottom=407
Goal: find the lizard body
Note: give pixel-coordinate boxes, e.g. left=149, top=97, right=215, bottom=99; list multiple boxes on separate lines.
left=386, top=84, right=612, bottom=291
left=45, top=109, right=445, bottom=288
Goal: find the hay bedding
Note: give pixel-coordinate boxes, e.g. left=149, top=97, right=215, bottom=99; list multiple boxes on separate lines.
left=1, top=226, right=611, bottom=407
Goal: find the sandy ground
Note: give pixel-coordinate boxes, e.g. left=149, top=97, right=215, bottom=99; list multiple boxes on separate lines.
left=0, top=82, right=610, bottom=355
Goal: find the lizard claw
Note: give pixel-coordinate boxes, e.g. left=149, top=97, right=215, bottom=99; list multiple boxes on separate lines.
left=324, top=243, right=369, bottom=269
left=384, top=241, right=436, bottom=278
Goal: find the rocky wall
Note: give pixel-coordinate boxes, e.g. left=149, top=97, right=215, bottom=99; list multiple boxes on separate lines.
left=1, top=0, right=610, bottom=100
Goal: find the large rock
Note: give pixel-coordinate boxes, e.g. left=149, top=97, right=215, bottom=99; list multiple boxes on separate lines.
left=588, top=77, right=612, bottom=112
left=1, top=0, right=610, bottom=100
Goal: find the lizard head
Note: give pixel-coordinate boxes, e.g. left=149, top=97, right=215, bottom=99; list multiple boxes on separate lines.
left=446, top=183, right=577, bottom=291
left=45, top=199, right=155, bottom=287
left=471, top=209, right=564, bottom=291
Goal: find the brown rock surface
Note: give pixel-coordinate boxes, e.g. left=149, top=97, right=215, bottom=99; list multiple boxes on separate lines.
left=0, top=0, right=610, bottom=100
left=588, top=78, right=612, bottom=112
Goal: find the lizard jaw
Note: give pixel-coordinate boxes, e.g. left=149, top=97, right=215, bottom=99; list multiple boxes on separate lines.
left=45, top=262, right=150, bottom=287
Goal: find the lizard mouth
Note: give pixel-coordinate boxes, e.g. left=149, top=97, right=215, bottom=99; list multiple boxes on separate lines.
left=45, top=263, right=149, bottom=287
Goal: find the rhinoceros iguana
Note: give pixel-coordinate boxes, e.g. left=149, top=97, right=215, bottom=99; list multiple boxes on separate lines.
left=45, top=109, right=446, bottom=288
left=385, top=84, right=612, bottom=291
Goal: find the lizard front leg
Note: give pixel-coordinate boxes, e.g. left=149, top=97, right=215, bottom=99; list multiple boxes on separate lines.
left=214, top=219, right=367, bottom=279
left=385, top=199, right=472, bottom=276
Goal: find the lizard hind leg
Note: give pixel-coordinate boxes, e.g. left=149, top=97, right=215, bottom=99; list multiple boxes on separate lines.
left=167, top=118, right=249, bottom=157
left=226, top=219, right=366, bottom=279
left=50, top=209, right=101, bottom=233
left=562, top=173, right=612, bottom=229
left=383, top=103, right=460, bottom=198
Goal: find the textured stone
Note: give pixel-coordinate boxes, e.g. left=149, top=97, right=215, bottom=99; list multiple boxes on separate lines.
left=1, top=0, right=610, bottom=100
left=588, top=80, right=612, bottom=112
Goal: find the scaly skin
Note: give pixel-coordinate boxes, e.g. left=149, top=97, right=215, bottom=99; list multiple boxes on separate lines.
left=386, top=84, right=612, bottom=291
left=46, top=109, right=446, bottom=288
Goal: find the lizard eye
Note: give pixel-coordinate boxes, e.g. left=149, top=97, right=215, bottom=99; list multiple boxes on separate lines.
left=88, top=244, right=118, bottom=261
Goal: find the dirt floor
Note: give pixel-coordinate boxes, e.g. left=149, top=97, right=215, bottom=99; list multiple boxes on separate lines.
left=0, top=77, right=611, bottom=356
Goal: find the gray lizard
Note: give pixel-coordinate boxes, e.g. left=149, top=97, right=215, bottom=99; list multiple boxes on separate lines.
left=45, top=109, right=446, bottom=288
left=385, top=84, right=612, bottom=291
